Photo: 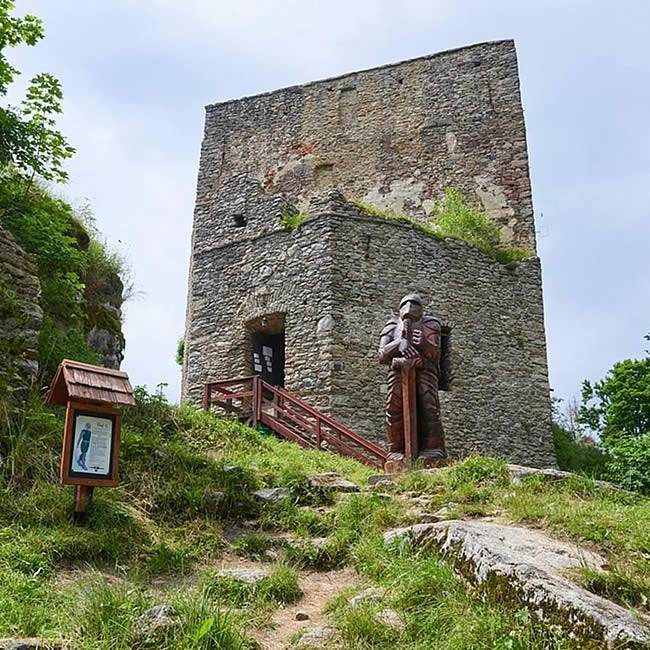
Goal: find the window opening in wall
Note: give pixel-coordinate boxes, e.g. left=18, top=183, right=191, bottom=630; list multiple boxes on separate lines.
left=439, top=326, right=452, bottom=391
left=232, top=213, right=247, bottom=227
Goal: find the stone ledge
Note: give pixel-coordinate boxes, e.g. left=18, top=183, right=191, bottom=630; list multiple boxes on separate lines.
left=384, top=521, right=650, bottom=648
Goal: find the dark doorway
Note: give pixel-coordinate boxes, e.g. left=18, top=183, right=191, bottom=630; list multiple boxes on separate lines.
left=251, top=331, right=285, bottom=387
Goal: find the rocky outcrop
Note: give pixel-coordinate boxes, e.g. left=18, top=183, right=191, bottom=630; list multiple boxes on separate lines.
left=85, top=271, right=125, bottom=369
left=507, top=464, right=620, bottom=491
left=0, top=226, right=42, bottom=397
left=384, top=521, right=650, bottom=648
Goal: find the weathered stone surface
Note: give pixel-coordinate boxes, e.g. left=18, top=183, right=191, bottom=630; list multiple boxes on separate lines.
left=384, top=521, right=650, bottom=647
left=508, top=464, right=619, bottom=490
left=215, top=567, right=270, bottom=585
left=183, top=40, right=556, bottom=469
left=86, top=325, right=124, bottom=370
left=0, top=227, right=42, bottom=393
left=252, top=487, right=290, bottom=503
left=205, top=490, right=226, bottom=506
left=135, top=604, right=177, bottom=634
left=375, top=608, right=404, bottom=631
left=367, top=474, right=396, bottom=487
left=348, top=586, right=386, bottom=607
left=308, top=473, right=358, bottom=492
left=296, top=625, right=335, bottom=647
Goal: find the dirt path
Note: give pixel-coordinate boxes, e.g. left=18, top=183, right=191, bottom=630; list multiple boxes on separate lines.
left=256, top=566, right=357, bottom=650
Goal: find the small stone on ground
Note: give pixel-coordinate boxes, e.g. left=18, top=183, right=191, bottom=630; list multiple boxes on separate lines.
left=252, top=487, right=290, bottom=503
left=375, top=608, right=404, bottom=630
left=308, top=473, right=358, bottom=492
left=348, top=586, right=386, bottom=607
left=136, top=604, right=177, bottom=634
left=296, top=625, right=335, bottom=647
left=215, top=567, right=270, bottom=584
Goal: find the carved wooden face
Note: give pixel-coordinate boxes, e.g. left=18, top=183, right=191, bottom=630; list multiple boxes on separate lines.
left=399, top=295, right=423, bottom=321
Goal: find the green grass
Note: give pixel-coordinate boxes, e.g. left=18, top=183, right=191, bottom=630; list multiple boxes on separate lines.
left=1, top=393, right=649, bottom=648
left=553, top=422, right=609, bottom=478
left=386, top=457, right=650, bottom=616
left=328, top=540, right=585, bottom=649
left=202, top=563, right=301, bottom=607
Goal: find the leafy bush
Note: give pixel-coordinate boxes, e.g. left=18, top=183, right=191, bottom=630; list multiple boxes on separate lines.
left=176, top=336, right=185, bottom=366
left=579, top=354, right=650, bottom=447
left=604, top=433, right=650, bottom=494
left=552, top=422, right=609, bottom=478
left=578, top=335, right=650, bottom=493
left=0, top=169, right=128, bottom=383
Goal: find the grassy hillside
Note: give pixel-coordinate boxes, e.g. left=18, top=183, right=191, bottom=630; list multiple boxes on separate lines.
left=0, top=390, right=648, bottom=649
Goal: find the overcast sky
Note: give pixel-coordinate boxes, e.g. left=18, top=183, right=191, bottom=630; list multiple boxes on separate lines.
left=7, top=0, right=650, bottom=410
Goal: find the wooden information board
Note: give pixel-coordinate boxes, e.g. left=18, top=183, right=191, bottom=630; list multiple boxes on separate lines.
left=47, top=360, right=134, bottom=521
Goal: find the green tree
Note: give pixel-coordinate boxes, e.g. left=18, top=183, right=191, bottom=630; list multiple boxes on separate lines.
left=578, top=339, right=650, bottom=446
left=0, top=1, right=74, bottom=183
left=578, top=335, right=650, bottom=492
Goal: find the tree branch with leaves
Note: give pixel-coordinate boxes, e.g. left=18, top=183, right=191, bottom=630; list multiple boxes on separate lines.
left=0, top=0, right=74, bottom=184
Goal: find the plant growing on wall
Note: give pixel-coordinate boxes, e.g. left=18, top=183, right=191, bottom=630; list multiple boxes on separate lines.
left=429, top=188, right=529, bottom=264
left=354, top=188, right=530, bottom=265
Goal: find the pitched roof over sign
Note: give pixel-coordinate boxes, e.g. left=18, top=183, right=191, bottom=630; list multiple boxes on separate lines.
left=47, top=359, right=135, bottom=407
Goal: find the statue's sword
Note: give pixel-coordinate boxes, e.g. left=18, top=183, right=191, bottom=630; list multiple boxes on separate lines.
left=401, top=317, right=418, bottom=461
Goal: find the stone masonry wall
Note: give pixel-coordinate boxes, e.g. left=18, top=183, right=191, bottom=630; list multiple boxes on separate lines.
left=195, top=39, right=534, bottom=252
left=183, top=181, right=338, bottom=412
left=184, top=40, right=556, bottom=467
left=315, top=194, right=555, bottom=467
left=184, top=187, right=556, bottom=467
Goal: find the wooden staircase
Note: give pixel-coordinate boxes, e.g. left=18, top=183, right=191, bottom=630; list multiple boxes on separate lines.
left=203, top=376, right=387, bottom=470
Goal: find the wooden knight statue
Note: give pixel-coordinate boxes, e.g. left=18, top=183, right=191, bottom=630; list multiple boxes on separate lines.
left=378, top=293, right=446, bottom=466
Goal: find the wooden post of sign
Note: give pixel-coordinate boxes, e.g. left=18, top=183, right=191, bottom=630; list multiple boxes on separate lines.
left=74, top=485, right=94, bottom=523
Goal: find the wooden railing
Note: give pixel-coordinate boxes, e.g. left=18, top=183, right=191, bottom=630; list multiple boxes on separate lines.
left=203, top=376, right=387, bottom=470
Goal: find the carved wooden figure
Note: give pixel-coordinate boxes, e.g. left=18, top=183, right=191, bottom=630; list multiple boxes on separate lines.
left=378, top=294, right=446, bottom=470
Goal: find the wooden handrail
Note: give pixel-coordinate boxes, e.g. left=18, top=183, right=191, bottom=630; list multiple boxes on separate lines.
left=204, top=376, right=386, bottom=470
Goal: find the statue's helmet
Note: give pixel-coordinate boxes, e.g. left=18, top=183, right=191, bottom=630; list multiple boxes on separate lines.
left=399, top=293, right=422, bottom=308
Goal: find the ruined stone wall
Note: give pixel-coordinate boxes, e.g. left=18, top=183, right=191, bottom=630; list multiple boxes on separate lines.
left=183, top=183, right=339, bottom=412
left=184, top=40, right=556, bottom=467
left=195, top=39, right=534, bottom=252
left=184, top=189, right=555, bottom=467
left=318, top=196, right=555, bottom=467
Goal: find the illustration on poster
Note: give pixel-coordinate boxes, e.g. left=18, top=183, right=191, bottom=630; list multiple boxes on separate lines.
left=71, top=414, right=113, bottom=475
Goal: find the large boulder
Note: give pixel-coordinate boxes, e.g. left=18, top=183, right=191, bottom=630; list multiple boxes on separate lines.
left=384, top=521, right=650, bottom=648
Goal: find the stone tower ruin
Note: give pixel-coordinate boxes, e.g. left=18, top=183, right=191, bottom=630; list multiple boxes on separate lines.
left=182, top=39, right=557, bottom=468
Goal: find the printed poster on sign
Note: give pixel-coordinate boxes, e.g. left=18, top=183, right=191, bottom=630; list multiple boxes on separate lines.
left=69, top=412, right=114, bottom=478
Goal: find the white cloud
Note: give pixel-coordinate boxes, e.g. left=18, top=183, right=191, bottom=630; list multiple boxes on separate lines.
left=5, top=0, right=650, bottom=406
